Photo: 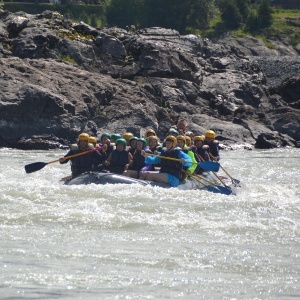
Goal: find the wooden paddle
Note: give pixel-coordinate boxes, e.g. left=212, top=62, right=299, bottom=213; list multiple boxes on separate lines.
left=209, top=153, right=241, bottom=187
left=25, top=148, right=99, bottom=174
left=147, top=153, right=220, bottom=172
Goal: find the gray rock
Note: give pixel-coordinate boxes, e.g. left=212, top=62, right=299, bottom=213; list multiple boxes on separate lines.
left=0, top=11, right=299, bottom=150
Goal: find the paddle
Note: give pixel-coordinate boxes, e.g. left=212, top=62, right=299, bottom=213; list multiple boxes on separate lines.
left=190, top=174, right=232, bottom=195
left=194, top=152, right=228, bottom=188
left=25, top=148, right=99, bottom=174
left=209, top=153, right=241, bottom=187
left=147, top=154, right=220, bottom=172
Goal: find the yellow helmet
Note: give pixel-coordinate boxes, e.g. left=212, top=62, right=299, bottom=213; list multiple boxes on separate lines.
left=194, top=135, right=205, bottom=142
left=185, top=135, right=191, bottom=144
left=88, top=136, right=97, bottom=144
left=122, top=132, right=134, bottom=141
left=144, top=128, right=156, bottom=138
left=165, top=135, right=177, bottom=147
left=205, top=130, right=216, bottom=139
left=176, top=135, right=186, bottom=143
left=78, top=133, right=89, bottom=142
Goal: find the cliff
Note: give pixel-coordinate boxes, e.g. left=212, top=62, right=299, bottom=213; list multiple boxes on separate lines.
left=0, top=10, right=299, bottom=149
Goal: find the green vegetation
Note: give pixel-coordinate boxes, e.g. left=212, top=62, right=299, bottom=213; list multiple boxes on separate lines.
left=59, top=55, right=75, bottom=63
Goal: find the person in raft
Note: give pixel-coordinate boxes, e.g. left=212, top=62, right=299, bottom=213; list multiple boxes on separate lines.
left=103, top=138, right=133, bottom=174
left=59, top=133, right=101, bottom=177
left=140, top=135, right=192, bottom=187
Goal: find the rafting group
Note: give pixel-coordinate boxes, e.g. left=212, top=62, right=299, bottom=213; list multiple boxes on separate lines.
left=57, top=119, right=224, bottom=188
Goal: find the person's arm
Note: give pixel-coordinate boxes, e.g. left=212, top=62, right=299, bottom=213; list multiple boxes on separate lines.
left=126, top=152, right=134, bottom=169
left=178, top=151, right=192, bottom=167
left=104, top=153, right=112, bottom=166
left=142, top=151, right=161, bottom=164
left=59, top=150, right=73, bottom=164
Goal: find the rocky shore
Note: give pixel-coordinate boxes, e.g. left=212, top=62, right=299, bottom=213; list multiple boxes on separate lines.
left=0, top=10, right=299, bottom=150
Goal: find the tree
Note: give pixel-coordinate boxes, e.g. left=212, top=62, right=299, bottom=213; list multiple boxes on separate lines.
left=257, top=0, right=272, bottom=28
left=187, top=0, right=215, bottom=30
left=218, top=0, right=243, bottom=29
left=235, top=0, right=250, bottom=20
left=245, top=9, right=258, bottom=32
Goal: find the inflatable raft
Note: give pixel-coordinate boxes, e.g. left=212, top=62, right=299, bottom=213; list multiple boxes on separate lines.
left=64, top=171, right=234, bottom=195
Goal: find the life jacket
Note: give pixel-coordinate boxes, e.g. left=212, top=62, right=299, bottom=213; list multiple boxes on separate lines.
left=159, top=148, right=182, bottom=179
left=179, top=148, right=190, bottom=181
left=193, top=146, right=210, bottom=174
left=63, top=148, right=96, bottom=176
left=129, top=149, right=145, bottom=172
left=204, top=140, right=220, bottom=160
left=194, top=146, right=210, bottom=162
left=109, top=149, right=129, bottom=174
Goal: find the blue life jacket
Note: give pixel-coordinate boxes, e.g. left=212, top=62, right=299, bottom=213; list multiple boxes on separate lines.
left=159, top=148, right=182, bottom=179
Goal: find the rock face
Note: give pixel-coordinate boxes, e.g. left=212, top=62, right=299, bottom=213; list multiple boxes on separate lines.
left=0, top=10, right=299, bottom=149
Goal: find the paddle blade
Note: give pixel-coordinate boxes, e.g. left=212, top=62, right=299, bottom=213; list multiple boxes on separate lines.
left=198, top=161, right=220, bottom=172
left=25, top=162, right=48, bottom=174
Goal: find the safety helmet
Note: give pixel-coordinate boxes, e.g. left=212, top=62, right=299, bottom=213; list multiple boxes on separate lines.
left=194, top=135, right=205, bottom=142
left=111, top=133, right=122, bottom=141
left=78, top=133, right=89, bottom=142
left=129, top=136, right=138, bottom=143
left=144, top=129, right=156, bottom=138
left=185, top=136, right=191, bottom=143
left=165, top=135, right=177, bottom=147
left=137, top=138, right=146, bottom=148
left=176, top=135, right=186, bottom=143
left=116, top=138, right=127, bottom=148
left=168, top=128, right=179, bottom=136
left=88, top=136, right=97, bottom=144
left=100, top=132, right=111, bottom=140
left=122, top=132, right=134, bottom=141
left=148, top=135, right=158, bottom=141
left=205, top=130, right=216, bottom=139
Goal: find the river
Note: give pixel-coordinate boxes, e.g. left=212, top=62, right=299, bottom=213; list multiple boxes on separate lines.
left=1, top=148, right=299, bottom=299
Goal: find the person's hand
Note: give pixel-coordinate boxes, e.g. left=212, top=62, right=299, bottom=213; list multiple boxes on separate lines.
left=141, top=150, right=148, bottom=157
left=180, top=158, right=186, bottom=163
left=59, top=157, right=66, bottom=163
left=186, top=169, right=191, bottom=176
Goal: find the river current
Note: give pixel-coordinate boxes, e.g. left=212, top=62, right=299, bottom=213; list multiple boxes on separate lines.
left=1, top=148, right=299, bottom=299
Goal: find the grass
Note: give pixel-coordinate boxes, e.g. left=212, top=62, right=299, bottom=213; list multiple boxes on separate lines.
left=59, top=55, right=75, bottom=64
left=201, top=8, right=300, bottom=49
